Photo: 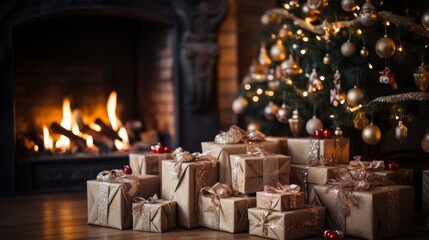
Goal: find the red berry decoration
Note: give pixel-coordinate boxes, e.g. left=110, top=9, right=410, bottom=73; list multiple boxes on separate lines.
left=123, top=165, right=132, bottom=174
left=324, top=230, right=343, bottom=240
left=315, top=129, right=324, bottom=139
left=388, top=161, right=399, bottom=171
left=151, top=142, right=164, bottom=153
left=323, top=128, right=332, bottom=138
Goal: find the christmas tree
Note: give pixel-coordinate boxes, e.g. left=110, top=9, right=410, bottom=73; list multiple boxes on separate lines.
left=232, top=0, right=429, bottom=160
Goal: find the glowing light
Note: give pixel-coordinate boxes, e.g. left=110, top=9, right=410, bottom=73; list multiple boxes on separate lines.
left=302, top=37, right=309, bottom=42
left=244, top=84, right=251, bottom=90
left=292, top=44, right=299, bottom=49
left=303, top=91, right=308, bottom=97
left=320, top=76, right=325, bottom=81
left=356, top=29, right=362, bottom=36
left=284, top=3, right=290, bottom=10
left=386, top=21, right=390, bottom=26
left=353, top=13, right=358, bottom=18
left=252, top=96, right=259, bottom=102
left=115, top=127, right=129, bottom=151
left=43, top=125, right=53, bottom=151
left=86, top=135, right=94, bottom=148
left=34, top=145, right=39, bottom=152
left=256, top=88, right=263, bottom=95
left=296, top=29, right=303, bottom=35
left=271, top=34, right=276, bottom=39
left=107, top=91, right=119, bottom=131
left=330, top=114, right=335, bottom=119
left=316, top=36, right=321, bottom=41
left=368, top=63, right=373, bottom=69
left=266, top=90, right=275, bottom=96
left=398, top=45, right=403, bottom=52
left=395, top=115, right=400, bottom=120
left=300, top=49, right=307, bottom=55
left=55, top=98, right=72, bottom=150
left=90, top=123, right=102, bottom=132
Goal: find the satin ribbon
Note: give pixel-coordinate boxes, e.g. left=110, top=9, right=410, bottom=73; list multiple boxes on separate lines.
left=200, top=183, right=233, bottom=229
left=132, top=194, right=161, bottom=215
left=347, top=160, right=385, bottom=170
left=169, top=147, right=217, bottom=179
left=249, top=210, right=277, bottom=238
left=132, top=194, right=162, bottom=232
left=214, top=125, right=266, bottom=144
left=264, top=183, right=301, bottom=194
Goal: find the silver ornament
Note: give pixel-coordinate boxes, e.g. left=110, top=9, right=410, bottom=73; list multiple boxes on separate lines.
left=422, top=9, right=429, bottom=29
left=305, top=115, right=324, bottom=136
left=341, top=40, right=356, bottom=57
left=346, top=86, right=365, bottom=107
left=341, top=0, right=357, bottom=12
left=359, top=0, right=378, bottom=27
left=360, top=46, right=369, bottom=57
left=232, top=96, right=248, bottom=114
left=276, top=103, right=290, bottom=124
left=375, top=35, right=396, bottom=59
left=264, top=101, right=279, bottom=120
left=362, top=122, right=381, bottom=145
left=334, top=126, right=343, bottom=137
left=395, top=120, right=408, bottom=143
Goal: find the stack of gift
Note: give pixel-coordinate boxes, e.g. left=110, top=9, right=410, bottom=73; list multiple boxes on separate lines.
left=313, top=168, right=414, bottom=240
left=248, top=183, right=326, bottom=239
left=129, top=142, right=172, bottom=176
left=198, top=182, right=256, bottom=233
left=87, top=169, right=160, bottom=229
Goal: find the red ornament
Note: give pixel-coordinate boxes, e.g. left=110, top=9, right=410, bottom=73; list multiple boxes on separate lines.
left=123, top=165, right=132, bottom=174
left=379, top=67, right=397, bottom=90
left=324, top=230, right=340, bottom=240
left=315, top=129, right=324, bottom=139
left=151, top=142, right=164, bottom=153
left=388, top=161, right=399, bottom=171
left=323, top=128, right=332, bottom=138
left=163, top=146, right=172, bottom=153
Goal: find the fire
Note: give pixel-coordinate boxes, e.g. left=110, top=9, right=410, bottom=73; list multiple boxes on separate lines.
left=107, top=91, right=119, bottom=131
left=43, top=125, right=53, bottom=151
left=55, top=98, right=72, bottom=150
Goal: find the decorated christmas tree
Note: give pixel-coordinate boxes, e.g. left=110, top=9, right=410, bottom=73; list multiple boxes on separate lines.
left=232, top=0, right=429, bottom=159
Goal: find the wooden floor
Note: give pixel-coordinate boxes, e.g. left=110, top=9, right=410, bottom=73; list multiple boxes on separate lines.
left=0, top=192, right=428, bottom=240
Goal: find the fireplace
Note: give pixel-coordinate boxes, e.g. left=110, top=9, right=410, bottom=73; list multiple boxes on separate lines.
left=0, top=0, right=226, bottom=194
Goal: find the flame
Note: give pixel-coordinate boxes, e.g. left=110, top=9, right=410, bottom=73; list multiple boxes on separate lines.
left=43, top=125, right=53, bottom=151
left=89, top=123, right=101, bottom=132
left=107, top=91, right=119, bottom=131
left=86, top=135, right=94, bottom=148
left=55, top=98, right=72, bottom=150
left=115, top=127, right=129, bottom=151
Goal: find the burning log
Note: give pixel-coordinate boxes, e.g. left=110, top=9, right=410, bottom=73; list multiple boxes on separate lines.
left=50, top=122, right=86, bottom=149
left=94, top=118, right=123, bottom=141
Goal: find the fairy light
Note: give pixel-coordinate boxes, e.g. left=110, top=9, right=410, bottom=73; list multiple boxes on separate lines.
left=252, top=96, right=259, bottom=102
left=386, top=21, right=390, bottom=26
left=284, top=3, right=290, bottom=10
left=320, top=76, right=325, bottom=81
left=395, top=115, right=400, bottom=120
left=271, top=34, right=276, bottom=39
left=300, top=49, right=307, bottom=55
left=296, top=29, right=303, bottom=35
left=356, top=6, right=360, bottom=11
left=256, top=88, right=263, bottom=95
left=330, top=114, right=335, bottom=119
left=292, top=44, right=299, bottom=49
left=316, top=36, right=321, bottom=41
left=303, top=91, right=308, bottom=97
left=398, top=45, right=403, bottom=52
left=265, top=90, right=274, bottom=96
left=244, top=84, right=251, bottom=90
left=353, top=13, right=358, bottom=18
left=356, top=29, right=362, bottom=36
left=302, top=37, right=309, bottom=42
left=368, top=63, right=373, bottom=69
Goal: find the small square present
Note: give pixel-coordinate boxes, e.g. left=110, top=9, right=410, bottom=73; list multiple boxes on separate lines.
left=129, top=152, right=171, bottom=176
left=132, top=195, right=176, bottom=233
left=313, top=184, right=414, bottom=240
left=248, top=206, right=325, bottom=240
left=198, top=183, right=256, bottom=233
left=201, top=141, right=279, bottom=187
left=287, top=137, right=349, bottom=164
left=87, top=173, right=160, bottom=229
left=161, top=159, right=218, bottom=229
left=230, top=154, right=291, bottom=194
left=256, top=184, right=305, bottom=212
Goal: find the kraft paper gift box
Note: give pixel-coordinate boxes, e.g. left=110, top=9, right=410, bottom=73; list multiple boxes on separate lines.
left=230, top=154, right=291, bottom=194
left=201, top=141, right=279, bottom=187
left=248, top=206, right=325, bottom=240
left=198, top=194, right=256, bottom=233
left=132, top=199, right=177, bottom=233
left=265, top=136, right=288, bottom=155
left=372, top=169, right=413, bottom=185
left=161, top=160, right=218, bottom=229
left=256, top=190, right=305, bottom=212
left=313, top=184, right=414, bottom=240
left=87, top=175, right=160, bottom=229
left=129, top=152, right=171, bottom=175
left=287, top=137, right=349, bottom=164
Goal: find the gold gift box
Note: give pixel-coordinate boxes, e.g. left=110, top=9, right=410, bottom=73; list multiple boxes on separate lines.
left=87, top=175, right=160, bottom=229
left=287, top=137, right=349, bottom=164
left=230, top=154, right=291, bottom=194
left=201, top=141, right=279, bottom=187
left=313, top=185, right=414, bottom=240
left=161, top=160, right=218, bottom=229
left=198, top=195, right=256, bottom=233
left=129, top=152, right=171, bottom=176
left=256, top=191, right=305, bottom=212
left=132, top=200, right=176, bottom=233
left=248, top=206, right=325, bottom=240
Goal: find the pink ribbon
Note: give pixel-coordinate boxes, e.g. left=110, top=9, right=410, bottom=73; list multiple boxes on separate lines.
left=200, top=183, right=233, bottom=229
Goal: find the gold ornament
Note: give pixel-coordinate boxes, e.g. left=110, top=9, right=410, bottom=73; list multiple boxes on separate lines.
left=300, top=3, right=319, bottom=22
left=288, top=109, right=305, bottom=137
left=270, top=40, right=287, bottom=62
left=232, top=96, right=248, bottom=114
left=264, top=101, right=279, bottom=120
left=346, top=86, right=365, bottom=107
left=362, top=122, right=381, bottom=145
left=276, top=103, right=290, bottom=124
left=359, top=0, right=378, bottom=27
left=353, top=111, right=369, bottom=130
left=360, top=46, right=369, bottom=57
left=341, top=0, right=357, bottom=12
left=281, top=55, right=300, bottom=76
left=375, top=35, right=396, bottom=59
left=334, top=126, right=344, bottom=137
left=305, top=115, right=324, bottom=136
left=323, top=53, right=331, bottom=65
left=341, top=40, right=356, bottom=57
left=422, top=9, right=429, bottom=29
left=413, top=62, right=429, bottom=92
left=421, top=130, right=429, bottom=153
left=258, top=42, right=272, bottom=66
left=395, top=120, right=408, bottom=143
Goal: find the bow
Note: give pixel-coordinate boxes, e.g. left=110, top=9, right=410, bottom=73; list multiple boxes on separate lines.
left=264, top=183, right=301, bottom=194
left=169, top=147, right=217, bottom=179
left=348, top=160, right=385, bottom=170
left=200, top=183, right=233, bottom=229
left=214, top=125, right=266, bottom=144
left=249, top=210, right=276, bottom=238
left=132, top=194, right=161, bottom=215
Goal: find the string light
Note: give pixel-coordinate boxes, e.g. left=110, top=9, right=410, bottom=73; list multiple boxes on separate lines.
left=320, top=76, right=325, bottom=81
left=300, top=49, right=307, bottom=55
left=303, top=91, right=308, bottom=97
left=256, top=88, right=263, bottom=95
left=244, top=84, right=251, bottom=90
left=252, top=96, right=259, bottom=102
left=368, top=63, right=373, bottom=69
left=302, top=37, right=309, bottom=42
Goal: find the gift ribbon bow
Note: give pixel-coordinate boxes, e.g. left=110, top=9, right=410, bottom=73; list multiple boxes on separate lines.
left=132, top=194, right=161, bottom=215
left=200, top=182, right=233, bottom=229
left=250, top=210, right=277, bottom=238
left=169, top=147, right=217, bottom=179
left=264, top=183, right=301, bottom=194
left=347, top=160, right=385, bottom=170
left=214, top=125, right=266, bottom=144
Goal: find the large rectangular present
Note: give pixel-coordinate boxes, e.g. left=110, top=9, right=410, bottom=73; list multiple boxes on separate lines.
left=265, top=136, right=288, bottom=155
left=201, top=141, right=279, bottom=187
left=161, top=160, right=218, bottom=229
left=129, top=152, right=171, bottom=176
left=287, top=137, right=349, bottom=164
left=248, top=206, right=325, bottom=240
left=256, top=189, right=305, bottom=212
left=87, top=175, right=160, bottom=229
left=373, top=169, right=413, bottom=185
left=313, top=184, right=414, bottom=240
left=230, top=154, right=291, bottom=194
left=132, top=199, right=176, bottom=233
left=198, top=194, right=256, bottom=233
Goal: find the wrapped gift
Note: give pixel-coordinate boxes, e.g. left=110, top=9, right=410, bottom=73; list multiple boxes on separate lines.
left=129, top=152, right=171, bottom=176
left=132, top=195, right=176, bottom=233
left=256, top=184, right=305, bottom=211
left=287, top=137, right=349, bottom=164
left=230, top=153, right=291, bottom=194
left=313, top=184, right=414, bottom=240
left=248, top=206, right=325, bottom=240
left=201, top=141, right=279, bottom=187
left=265, top=136, right=288, bottom=155
left=87, top=171, right=160, bottom=229
left=198, top=183, right=256, bottom=233
left=161, top=148, right=218, bottom=229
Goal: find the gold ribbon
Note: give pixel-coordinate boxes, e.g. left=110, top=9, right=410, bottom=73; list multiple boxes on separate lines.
left=200, top=183, right=233, bottom=229
left=169, top=147, right=217, bottom=179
